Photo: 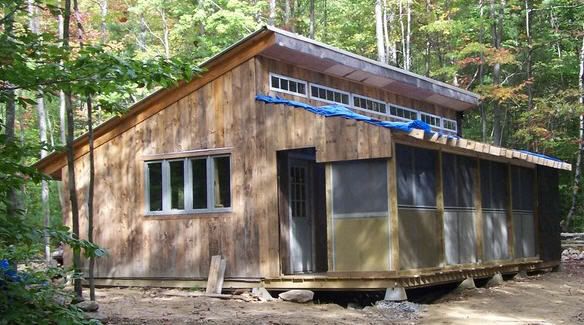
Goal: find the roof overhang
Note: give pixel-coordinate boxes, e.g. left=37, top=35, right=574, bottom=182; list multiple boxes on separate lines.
left=260, top=26, right=480, bottom=111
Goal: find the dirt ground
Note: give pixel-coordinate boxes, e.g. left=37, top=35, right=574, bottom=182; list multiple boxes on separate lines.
left=88, top=261, right=584, bottom=325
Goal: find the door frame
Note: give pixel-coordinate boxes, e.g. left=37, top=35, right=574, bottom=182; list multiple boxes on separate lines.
left=287, top=155, right=316, bottom=273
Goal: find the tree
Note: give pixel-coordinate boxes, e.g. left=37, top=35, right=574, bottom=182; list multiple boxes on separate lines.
left=375, top=0, right=386, bottom=63
left=565, top=27, right=584, bottom=231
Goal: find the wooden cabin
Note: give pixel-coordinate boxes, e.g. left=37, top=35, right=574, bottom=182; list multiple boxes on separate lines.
left=35, top=26, right=569, bottom=291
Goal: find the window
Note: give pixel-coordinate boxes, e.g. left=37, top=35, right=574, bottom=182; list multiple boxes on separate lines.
left=480, top=160, right=508, bottom=210
left=309, top=83, right=350, bottom=105
left=270, top=73, right=307, bottom=97
left=420, top=112, right=441, bottom=128
left=332, top=159, right=388, bottom=217
left=389, top=105, right=418, bottom=121
left=145, top=155, right=231, bottom=214
left=396, top=144, right=438, bottom=208
left=352, top=95, right=387, bottom=114
left=442, top=118, right=457, bottom=132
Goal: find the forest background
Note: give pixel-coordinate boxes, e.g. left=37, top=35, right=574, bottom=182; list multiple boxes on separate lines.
left=1, top=0, right=583, bottom=321
left=2, top=0, right=584, bottom=269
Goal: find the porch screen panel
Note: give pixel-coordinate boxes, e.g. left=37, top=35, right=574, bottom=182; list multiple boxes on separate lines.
left=396, top=144, right=440, bottom=270
left=332, top=159, right=389, bottom=272
left=512, top=166, right=536, bottom=258
left=480, top=160, right=510, bottom=261
left=442, top=153, right=477, bottom=265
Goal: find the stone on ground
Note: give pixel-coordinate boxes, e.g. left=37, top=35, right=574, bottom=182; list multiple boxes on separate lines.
left=251, top=287, right=275, bottom=302
left=278, top=289, right=314, bottom=303
left=486, top=273, right=504, bottom=287
left=76, top=300, right=99, bottom=312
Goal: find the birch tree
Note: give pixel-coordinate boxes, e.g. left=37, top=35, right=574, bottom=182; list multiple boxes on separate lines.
left=565, top=28, right=584, bottom=231
left=375, top=0, right=387, bottom=63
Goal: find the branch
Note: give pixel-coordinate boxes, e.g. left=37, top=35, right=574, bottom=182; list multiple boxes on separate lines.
left=501, top=72, right=523, bottom=86
left=466, top=67, right=480, bottom=90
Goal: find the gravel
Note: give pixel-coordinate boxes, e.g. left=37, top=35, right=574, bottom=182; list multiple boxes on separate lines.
left=370, top=300, right=424, bottom=322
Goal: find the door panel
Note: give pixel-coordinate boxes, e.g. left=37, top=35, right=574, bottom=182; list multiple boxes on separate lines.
left=289, top=159, right=314, bottom=273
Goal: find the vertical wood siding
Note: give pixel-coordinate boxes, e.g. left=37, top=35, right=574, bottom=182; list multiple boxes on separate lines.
left=61, top=56, right=398, bottom=279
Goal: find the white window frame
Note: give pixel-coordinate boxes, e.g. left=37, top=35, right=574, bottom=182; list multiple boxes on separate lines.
left=389, top=104, right=419, bottom=122
left=267, top=71, right=461, bottom=134
left=420, top=112, right=442, bottom=129
left=351, top=94, right=387, bottom=114
left=308, top=82, right=351, bottom=106
left=269, top=73, right=308, bottom=98
left=144, top=155, right=232, bottom=215
left=442, top=118, right=458, bottom=132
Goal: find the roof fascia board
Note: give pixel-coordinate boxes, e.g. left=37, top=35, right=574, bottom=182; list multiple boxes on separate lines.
left=267, top=26, right=480, bottom=108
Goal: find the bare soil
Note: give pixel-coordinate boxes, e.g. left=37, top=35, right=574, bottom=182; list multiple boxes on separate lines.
left=88, top=261, right=584, bottom=324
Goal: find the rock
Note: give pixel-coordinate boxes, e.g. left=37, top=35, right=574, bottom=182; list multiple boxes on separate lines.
left=384, top=287, right=407, bottom=301
left=84, top=311, right=107, bottom=321
left=76, top=300, right=99, bottom=312
left=458, top=277, right=476, bottom=290
left=278, top=290, right=314, bottom=303
left=53, top=293, right=72, bottom=306
left=486, top=273, right=504, bottom=288
left=251, top=287, right=275, bottom=302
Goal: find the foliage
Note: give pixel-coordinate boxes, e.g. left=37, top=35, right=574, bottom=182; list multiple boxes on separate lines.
left=0, top=0, right=200, bottom=322
left=0, top=121, right=103, bottom=324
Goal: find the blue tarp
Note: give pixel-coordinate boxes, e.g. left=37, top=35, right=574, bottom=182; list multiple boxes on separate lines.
left=255, top=94, right=566, bottom=165
left=256, top=94, right=449, bottom=136
left=518, top=150, right=563, bottom=163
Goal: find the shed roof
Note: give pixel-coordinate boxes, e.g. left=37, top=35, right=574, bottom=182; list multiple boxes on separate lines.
left=34, top=26, right=562, bottom=179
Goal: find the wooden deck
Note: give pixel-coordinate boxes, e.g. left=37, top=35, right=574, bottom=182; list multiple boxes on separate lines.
left=91, top=260, right=558, bottom=291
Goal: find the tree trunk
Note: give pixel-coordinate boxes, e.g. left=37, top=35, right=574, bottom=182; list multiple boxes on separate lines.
left=309, top=0, right=315, bottom=39
left=424, top=0, right=432, bottom=76
left=491, top=0, right=504, bottom=146
left=525, top=0, right=533, bottom=110
left=479, top=0, right=487, bottom=142
left=385, top=0, right=397, bottom=65
left=100, top=0, right=107, bottom=43
left=375, top=0, right=387, bottom=63
left=29, top=0, right=51, bottom=265
left=138, top=14, right=147, bottom=52
left=284, top=0, right=291, bottom=30
left=405, top=0, right=411, bottom=70
left=565, top=29, right=584, bottom=232
left=86, top=97, right=96, bottom=301
left=160, top=8, right=170, bottom=59
left=399, top=0, right=405, bottom=68
left=4, top=0, right=22, bottom=221
left=74, top=0, right=96, bottom=300
left=268, top=0, right=276, bottom=26
left=63, top=0, right=83, bottom=300
left=58, top=12, right=67, bottom=145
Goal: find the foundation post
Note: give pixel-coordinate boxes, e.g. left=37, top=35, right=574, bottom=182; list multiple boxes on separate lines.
left=384, top=286, right=407, bottom=301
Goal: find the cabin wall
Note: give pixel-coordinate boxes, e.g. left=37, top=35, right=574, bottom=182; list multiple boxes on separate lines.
left=61, top=56, right=393, bottom=280
left=537, top=166, right=561, bottom=263
left=258, top=56, right=457, bottom=121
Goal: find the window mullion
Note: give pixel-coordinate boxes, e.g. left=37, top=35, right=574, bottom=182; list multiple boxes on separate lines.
left=185, top=158, right=192, bottom=211
left=207, top=156, right=214, bottom=209
left=162, top=160, right=170, bottom=212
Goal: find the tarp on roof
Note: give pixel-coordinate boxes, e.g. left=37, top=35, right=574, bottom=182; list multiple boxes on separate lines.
left=255, top=94, right=567, bottom=168
left=255, top=94, right=450, bottom=136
